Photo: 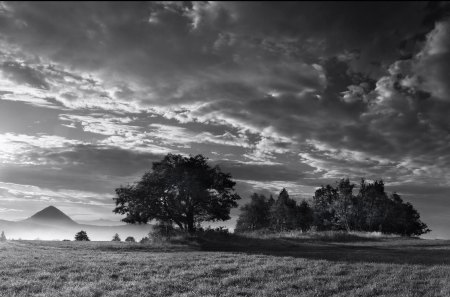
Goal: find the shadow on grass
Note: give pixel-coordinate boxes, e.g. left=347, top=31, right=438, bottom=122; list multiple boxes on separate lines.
left=14, top=234, right=450, bottom=266
left=195, top=234, right=450, bottom=266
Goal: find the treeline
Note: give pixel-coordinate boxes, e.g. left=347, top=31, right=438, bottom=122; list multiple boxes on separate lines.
left=235, top=178, right=430, bottom=236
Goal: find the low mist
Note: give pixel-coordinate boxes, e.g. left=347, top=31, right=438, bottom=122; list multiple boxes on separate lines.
left=0, top=221, right=152, bottom=241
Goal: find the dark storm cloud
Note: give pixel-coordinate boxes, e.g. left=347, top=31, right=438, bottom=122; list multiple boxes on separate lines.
left=42, top=144, right=163, bottom=177
left=0, top=2, right=425, bottom=98
left=0, top=2, right=219, bottom=86
left=213, top=2, right=428, bottom=70
left=1, top=1, right=448, bottom=173
left=1, top=61, right=49, bottom=89
left=214, top=159, right=312, bottom=182
left=0, top=4, right=445, bottom=142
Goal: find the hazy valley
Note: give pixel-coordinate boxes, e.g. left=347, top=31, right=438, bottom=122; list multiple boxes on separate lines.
left=0, top=206, right=151, bottom=241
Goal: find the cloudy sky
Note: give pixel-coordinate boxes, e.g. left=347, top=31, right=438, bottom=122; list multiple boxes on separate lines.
left=0, top=2, right=449, bottom=237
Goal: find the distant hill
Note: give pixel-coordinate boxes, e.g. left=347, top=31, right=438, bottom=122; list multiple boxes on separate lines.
left=24, top=206, right=78, bottom=225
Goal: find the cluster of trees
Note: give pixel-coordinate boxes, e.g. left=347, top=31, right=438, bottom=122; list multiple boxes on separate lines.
left=235, top=189, right=313, bottom=232
left=112, top=154, right=429, bottom=237
left=236, top=179, right=430, bottom=237
left=111, top=233, right=136, bottom=242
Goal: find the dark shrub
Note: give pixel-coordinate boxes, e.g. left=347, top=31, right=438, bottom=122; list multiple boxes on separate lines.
left=125, top=236, right=136, bottom=242
left=74, top=230, right=90, bottom=241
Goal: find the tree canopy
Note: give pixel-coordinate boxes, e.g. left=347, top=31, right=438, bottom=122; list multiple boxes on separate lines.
left=312, top=179, right=430, bottom=236
left=236, top=189, right=313, bottom=233
left=235, top=193, right=272, bottom=232
left=113, top=154, right=241, bottom=233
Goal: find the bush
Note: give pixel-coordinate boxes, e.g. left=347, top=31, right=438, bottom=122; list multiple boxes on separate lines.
left=125, top=236, right=136, bottom=242
left=197, top=226, right=230, bottom=240
left=74, top=230, right=90, bottom=241
left=112, top=233, right=121, bottom=242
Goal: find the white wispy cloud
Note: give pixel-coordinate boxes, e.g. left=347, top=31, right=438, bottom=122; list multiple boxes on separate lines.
left=0, top=133, right=84, bottom=165
left=0, top=181, right=112, bottom=206
left=59, top=114, right=140, bottom=136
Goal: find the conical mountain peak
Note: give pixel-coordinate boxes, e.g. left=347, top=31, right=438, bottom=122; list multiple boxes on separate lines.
left=26, top=206, right=77, bottom=225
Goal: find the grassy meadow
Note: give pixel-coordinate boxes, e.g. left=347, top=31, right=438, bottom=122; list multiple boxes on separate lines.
left=1, top=234, right=450, bottom=297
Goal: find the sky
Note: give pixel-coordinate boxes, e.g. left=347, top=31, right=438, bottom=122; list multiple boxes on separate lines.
left=0, top=1, right=449, bottom=237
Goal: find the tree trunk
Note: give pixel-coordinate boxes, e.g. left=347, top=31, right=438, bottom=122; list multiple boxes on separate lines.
left=186, top=213, right=195, bottom=234
left=187, top=220, right=195, bottom=234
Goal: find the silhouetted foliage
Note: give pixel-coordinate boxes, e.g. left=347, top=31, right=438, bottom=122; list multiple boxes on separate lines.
left=297, top=200, right=314, bottom=232
left=359, top=179, right=389, bottom=231
left=113, top=154, right=241, bottom=233
left=333, top=179, right=356, bottom=232
left=74, top=230, right=90, bottom=241
left=311, top=178, right=430, bottom=236
left=0, top=231, right=6, bottom=242
left=196, top=226, right=231, bottom=241
left=236, top=190, right=314, bottom=233
left=237, top=178, right=429, bottom=237
left=235, top=193, right=271, bottom=232
left=112, top=233, right=121, bottom=242
left=270, top=189, right=299, bottom=231
left=382, top=193, right=431, bottom=236
left=140, top=236, right=150, bottom=244
left=125, top=236, right=136, bottom=242
left=312, top=184, right=338, bottom=231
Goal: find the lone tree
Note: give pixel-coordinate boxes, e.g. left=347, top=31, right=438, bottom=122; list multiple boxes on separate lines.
left=113, top=154, right=241, bottom=233
left=74, top=230, right=90, bottom=241
left=0, top=231, right=6, bottom=242
left=112, top=233, right=121, bottom=242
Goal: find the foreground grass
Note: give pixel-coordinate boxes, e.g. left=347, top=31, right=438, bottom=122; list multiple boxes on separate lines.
left=1, top=235, right=450, bottom=297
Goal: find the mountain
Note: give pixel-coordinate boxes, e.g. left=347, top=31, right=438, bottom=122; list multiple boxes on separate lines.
left=24, top=206, right=77, bottom=225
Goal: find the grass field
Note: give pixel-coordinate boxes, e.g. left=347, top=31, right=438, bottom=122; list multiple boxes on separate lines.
left=1, top=234, right=450, bottom=297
